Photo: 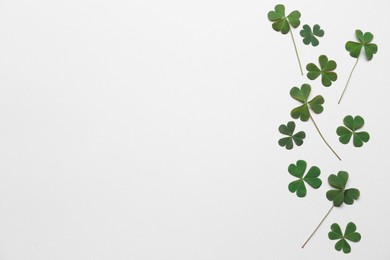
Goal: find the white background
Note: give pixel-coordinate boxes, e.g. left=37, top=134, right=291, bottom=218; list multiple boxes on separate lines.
left=0, top=0, right=389, bottom=259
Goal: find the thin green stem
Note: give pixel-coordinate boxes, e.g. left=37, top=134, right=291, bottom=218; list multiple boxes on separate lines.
left=289, top=30, right=303, bottom=76
left=302, top=205, right=335, bottom=249
left=310, top=114, right=342, bottom=161
left=338, top=57, right=359, bottom=104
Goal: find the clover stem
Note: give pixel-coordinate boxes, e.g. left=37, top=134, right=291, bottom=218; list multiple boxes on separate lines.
left=338, top=57, right=359, bottom=104
left=310, top=114, right=342, bottom=161
left=289, top=30, right=303, bottom=75
left=302, top=205, right=335, bottom=249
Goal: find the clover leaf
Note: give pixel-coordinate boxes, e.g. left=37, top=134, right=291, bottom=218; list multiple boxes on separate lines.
left=337, top=115, right=370, bottom=147
left=326, top=171, right=360, bottom=207
left=278, top=121, right=306, bottom=150
left=267, top=4, right=303, bottom=75
left=290, top=84, right=324, bottom=122
left=268, top=4, right=301, bottom=34
left=339, top=30, right=378, bottom=103
left=300, top=24, right=324, bottom=46
left=289, top=84, right=341, bottom=160
left=346, top=30, right=378, bottom=60
left=288, top=160, right=322, bottom=197
left=306, top=55, right=337, bottom=87
left=329, top=222, right=361, bottom=254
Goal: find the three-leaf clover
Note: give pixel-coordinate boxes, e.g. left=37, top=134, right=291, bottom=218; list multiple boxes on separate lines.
left=346, top=30, right=378, bottom=60
left=329, top=222, right=361, bottom=254
left=267, top=4, right=303, bottom=75
left=278, top=121, right=306, bottom=150
left=339, top=30, right=379, bottom=103
left=326, top=171, right=360, bottom=206
left=267, top=4, right=301, bottom=34
left=288, top=160, right=322, bottom=197
left=290, top=84, right=324, bottom=121
left=300, top=24, right=324, bottom=46
left=289, top=84, right=340, bottom=160
left=337, top=115, right=370, bottom=147
left=306, top=55, right=337, bottom=87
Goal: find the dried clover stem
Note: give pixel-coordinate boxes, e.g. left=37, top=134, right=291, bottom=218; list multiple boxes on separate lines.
left=310, top=114, right=342, bottom=161
left=289, top=30, right=303, bottom=75
left=302, top=205, right=335, bottom=248
left=338, top=57, right=359, bottom=104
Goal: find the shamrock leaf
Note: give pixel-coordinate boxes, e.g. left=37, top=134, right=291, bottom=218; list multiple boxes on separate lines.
left=289, top=84, right=341, bottom=160
left=329, top=222, right=361, bottom=254
left=339, top=30, right=378, bottom=103
left=288, top=160, right=322, bottom=197
left=267, top=4, right=303, bottom=75
left=306, top=55, right=337, bottom=87
left=326, top=171, right=360, bottom=207
left=300, top=24, right=324, bottom=46
left=290, top=84, right=324, bottom=121
left=267, top=4, right=301, bottom=34
left=278, top=121, right=306, bottom=150
left=346, top=30, right=378, bottom=60
left=337, top=115, right=370, bottom=147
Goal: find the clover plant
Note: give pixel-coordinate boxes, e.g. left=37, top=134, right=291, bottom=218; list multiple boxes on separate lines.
left=290, top=84, right=341, bottom=160
left=329, top=222, right=361, bottom=254
left=337, top=115, right=370, bottom=147
left=339, top=30, right=378, bottom=103
left=306, top=55, right=337, bottom=87
left=326, top=171, right=360, bottom=206
left=268, top=4, right=303, bottom=75
left=300, top=24, right=324, bottom=46
left=278, top=121, right=306, bottom=150
left=288, top=160, right=322, bottom=197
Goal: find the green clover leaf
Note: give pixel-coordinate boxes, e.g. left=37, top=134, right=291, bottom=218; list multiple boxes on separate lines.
left=288, top=160, right=322, bottom=197
left=329, top=222, right=361, bottom=254
left=290, top=84, right=324, bottom=122
left=336, top=115, right=370, bottom=147
left=289, top=84, right=341, bottom=160
left=267, top=4, right=303, bottom=75
left=346, top=29, right=378, bottom=60
left=326, top=171, right=360, bottom=207
left=306, top=55, right=337, bottom=87
left=267, top=4, right=301, bottom=34
left=339, top=30, right=378, bottom=103
left=278, top=121, right=306, bottom=150
left=300, top=24, right=324, bottom=46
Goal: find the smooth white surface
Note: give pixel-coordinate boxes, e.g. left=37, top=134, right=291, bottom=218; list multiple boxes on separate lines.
left=0, top=0, right=389, bottom=259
